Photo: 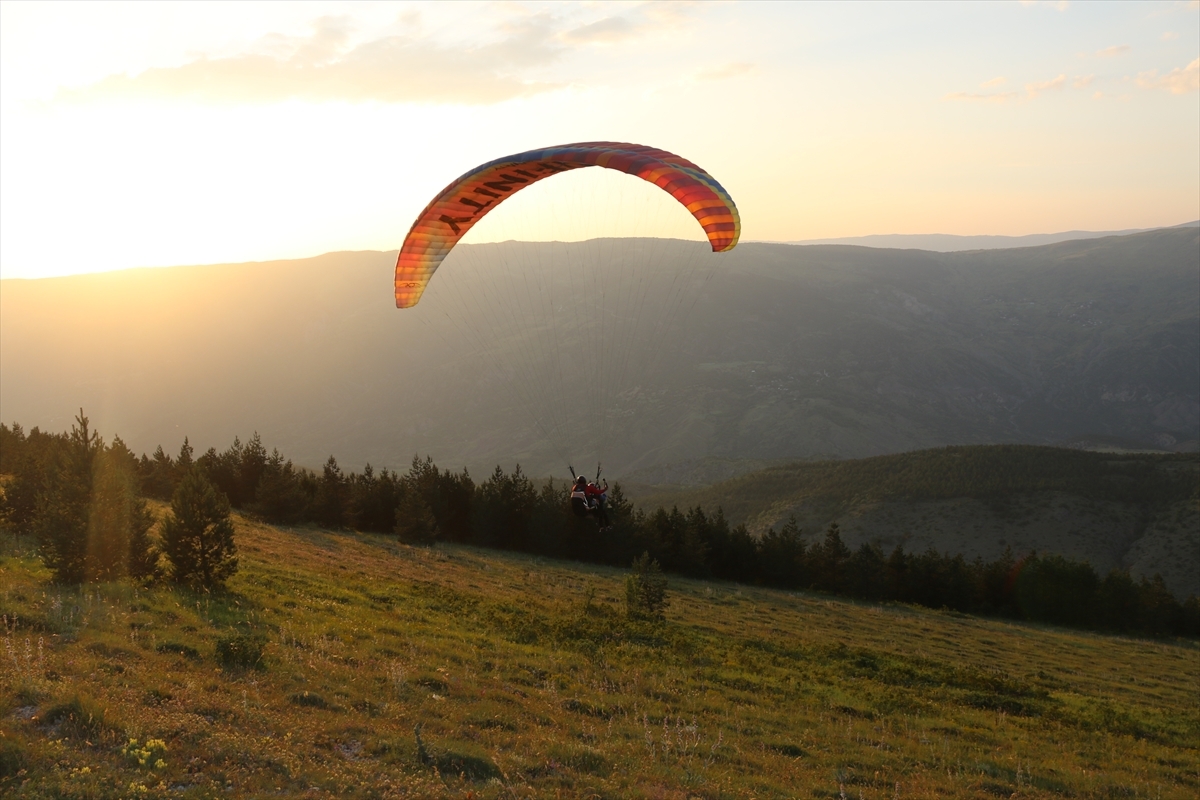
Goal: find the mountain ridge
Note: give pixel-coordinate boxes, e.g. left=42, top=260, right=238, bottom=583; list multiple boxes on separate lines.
left=1, top=227, right=1196, bottom=479
left=777, top=219, right=1200, bottom=252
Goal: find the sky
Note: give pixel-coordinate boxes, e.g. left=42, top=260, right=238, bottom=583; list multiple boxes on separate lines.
left=1, top=0, right=1197, bottom=279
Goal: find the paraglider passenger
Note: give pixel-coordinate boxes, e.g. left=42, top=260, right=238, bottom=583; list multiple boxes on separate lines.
left=586, top=478, right=610, bottom=528
left=569, top=474, right=611, bottom=529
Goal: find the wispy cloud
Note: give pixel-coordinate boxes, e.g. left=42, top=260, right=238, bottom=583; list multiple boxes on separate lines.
left=696, top=62, right=756, bottom=81
left=561, top=16, right=636, bottom=45
left=1161, top=32, right=1179, bottom=41
left=560, top=3, right=697, bottom=46
left=53, top=5, right=707, bottom=107
left=1136, top=58, right=1200, bottom=94
left=948, top=70, right=1100, bottom=104
left=1096, top=44, right=1131, bottom=58
left=58, top=16, right=567, bottom=105
left=1025, top=74, right=1066, bottom=97
left=1018, top=0, right=1070, bottom=10
left=943, top=90, right=1018, bottom=104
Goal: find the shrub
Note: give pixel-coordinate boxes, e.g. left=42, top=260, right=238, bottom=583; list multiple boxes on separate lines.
left=289, top=691, right=330, bottom=709
left=215, top=631, right=266, bottom=670
left=155, top=642, right=201, bottom=660
left=0, top=737, right=26, bottom=779
left=43, top=694, right=119, bottom=740
left=625, top=551, right=669, bottom=620
left=161, top=467, right=238, bottom=589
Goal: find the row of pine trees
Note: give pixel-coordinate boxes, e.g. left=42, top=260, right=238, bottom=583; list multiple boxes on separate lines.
left=1, top=414, right=236, bottom=589
left=1, top=417, right=1196, bottom=637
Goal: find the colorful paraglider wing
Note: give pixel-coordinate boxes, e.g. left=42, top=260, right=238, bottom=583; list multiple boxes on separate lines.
left=395, top=142, right=740, bottom=308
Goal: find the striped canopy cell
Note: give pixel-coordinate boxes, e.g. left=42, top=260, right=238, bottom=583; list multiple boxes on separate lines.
left=395, top=142, right=740, bottom=308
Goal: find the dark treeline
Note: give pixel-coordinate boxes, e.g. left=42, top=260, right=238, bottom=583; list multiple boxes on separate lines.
left=1, top=420, right=1196, bottom=638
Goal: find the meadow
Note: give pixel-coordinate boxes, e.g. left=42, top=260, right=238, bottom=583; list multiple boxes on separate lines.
left=2, top=509, right=1197, bottom=799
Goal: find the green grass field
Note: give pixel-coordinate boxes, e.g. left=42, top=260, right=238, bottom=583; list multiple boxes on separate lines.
left=2, top=508, right=1197, bottom=799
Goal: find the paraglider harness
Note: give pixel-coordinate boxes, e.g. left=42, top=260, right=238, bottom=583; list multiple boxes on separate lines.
left=569, top=464, right=609, bottom=528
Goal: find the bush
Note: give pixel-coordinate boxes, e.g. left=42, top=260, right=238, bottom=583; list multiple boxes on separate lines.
left=161, top=467, right=238, bottom=589
left=43, top=694, right=119, bottom=740
left=625, top=552, right=668, bottom=620
left=155, top=642, right=201, bottom=660
left=215, top=631, right=266, bottom=670
left=0, top=737, right=27, bottom=779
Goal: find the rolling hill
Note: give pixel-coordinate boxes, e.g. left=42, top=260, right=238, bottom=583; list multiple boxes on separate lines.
left=628, top=446, right=1200, bottom=601
left=782, top=219, right=1199, bottom=251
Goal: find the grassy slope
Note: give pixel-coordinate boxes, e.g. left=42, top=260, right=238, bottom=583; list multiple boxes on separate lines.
left=2, top=511, right=1198, bottom=799
left=631, top=446, right=1200, bottom=600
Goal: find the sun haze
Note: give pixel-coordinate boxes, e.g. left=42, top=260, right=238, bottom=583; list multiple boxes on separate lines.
left=1, top=0, right=1197, bottom=278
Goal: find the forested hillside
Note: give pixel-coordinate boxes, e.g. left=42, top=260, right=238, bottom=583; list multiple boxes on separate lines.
left=632, top=446, right=1200, bottom=600
left=1, top=227, right=1196, bottom=478
left=4, top=420, right=1195, bottom=634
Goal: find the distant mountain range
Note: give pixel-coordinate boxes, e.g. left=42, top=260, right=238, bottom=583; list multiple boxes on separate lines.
left=778, top=220, right=1200, bottom=252
left=1, top=226, right=1196, bottom=480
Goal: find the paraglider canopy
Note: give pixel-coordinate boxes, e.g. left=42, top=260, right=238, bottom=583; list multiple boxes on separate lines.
left=395, top=142, right=740, bottom=308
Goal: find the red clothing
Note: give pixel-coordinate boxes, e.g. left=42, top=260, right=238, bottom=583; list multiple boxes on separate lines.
left=585, top=482, right=605, bottom=499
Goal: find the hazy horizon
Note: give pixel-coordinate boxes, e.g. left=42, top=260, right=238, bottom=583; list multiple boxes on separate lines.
left=4, top=219, right=1199, bottom=281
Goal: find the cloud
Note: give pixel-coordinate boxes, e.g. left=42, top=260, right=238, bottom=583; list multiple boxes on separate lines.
left=1137, top=58, right=1200, bottom=94
left=561, top=16, right=636, bottom=44
left=1025, top=74, right=1066, bottom=97
left=54, top=5, right=708, bottom=106
left=980, top=76, right=1007, bottom=88
left=1162, top=32, right=1179, bottom=41
left=56, top=14, right=569, bottom=106
left=1018, top=0, right=1070, bottom=9
left=696, top=62, right=756, bottom=81
left=949, top=71, right=1094, bottom=104
left=560, top=3, right=698, bottom=45
left=1096, top=44, right=1131, bottom=58
left=943, top=90, right=1018, bottom=103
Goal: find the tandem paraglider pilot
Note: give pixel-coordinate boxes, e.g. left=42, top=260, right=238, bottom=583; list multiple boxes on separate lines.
left=570, top=473, right=610, bottom=530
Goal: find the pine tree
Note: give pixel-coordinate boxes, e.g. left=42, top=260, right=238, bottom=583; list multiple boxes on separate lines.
left=162, top=467, right=238, bottom=589
left=127, top=498, right=160, bottom=580
left=175, top=437, right=194, bottom=482
left=37, top=411, right=100, bottom=584
left=239, top=432, right=268, bottom=506
left=395, top=487, right=438, bottom=544
left=84, top=444, right=140, bottom=582
left=311, top=456, right=347, bottom=528
left=625, top=552, right=669, bottom=620
left=142, top=445, right=175, bottom=499
left=251, top=450, right=306, bottom=524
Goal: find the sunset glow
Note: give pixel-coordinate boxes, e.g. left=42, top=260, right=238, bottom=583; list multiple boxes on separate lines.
left=2, top=0, right=1197, bottom=278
